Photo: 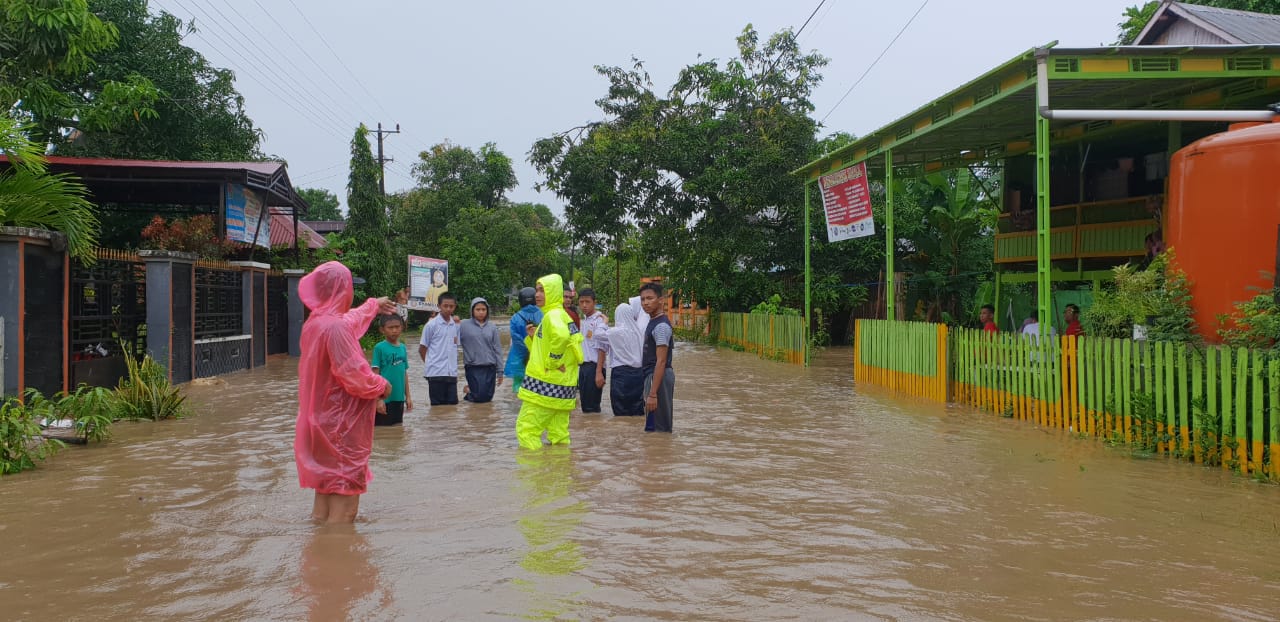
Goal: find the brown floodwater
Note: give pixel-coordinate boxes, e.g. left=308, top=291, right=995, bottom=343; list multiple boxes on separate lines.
left=3, top=340, right=1280, bottom=621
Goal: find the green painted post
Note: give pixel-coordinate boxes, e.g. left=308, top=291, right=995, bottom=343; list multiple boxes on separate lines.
left=1208, top=348, right=1220, bottom=461
left=1235, top=348, right=1249, bottom=471
left=885, top=150, right=895, bottom=322
left=1252, top=350, right=1264, bottom=472
left=1165, top=343, right=1177, bottom=451
left=803, top=179, right=812, bottom=366
left=1192, top=349, right=1203, bottom=462
left=1221, top=348, right=1234, bottom=469
left=1034, top=102, right=1051, bottom=331
left=1103, top=338, right=1114, bottom=434
left=1122, top=338, right=1133, bottom=436
left=1155, top=342, right=1166, bottom=446
left=1177, top=344, right=1189, bottom=457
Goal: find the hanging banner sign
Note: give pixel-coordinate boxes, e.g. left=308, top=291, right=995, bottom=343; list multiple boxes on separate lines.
left=819, top=162, right=874, bottom=242
left=407, top=255, right=448, bottom=311
left=225, top=183, right=270, bottom=248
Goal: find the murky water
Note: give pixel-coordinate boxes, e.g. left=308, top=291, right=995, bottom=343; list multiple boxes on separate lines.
left=3, top=340, right=1280, bottom=621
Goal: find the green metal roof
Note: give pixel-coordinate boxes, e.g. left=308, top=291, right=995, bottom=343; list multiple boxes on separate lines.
left=796, top=43, right=1280, bottom=179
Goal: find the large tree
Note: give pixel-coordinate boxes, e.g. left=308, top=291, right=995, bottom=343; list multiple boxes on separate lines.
left=0, top=113, right=99, bottom=262
left=56, top=0, right=261, bottom=160
left=296, top=187, right=342, bottom=221
left=0, top=0, right=159, bottom=146
left=1116, top=0, right=1280, bottom=44
left=530, top=26, right=828, bottom=312
left=344, top=124, right=394, bottom=295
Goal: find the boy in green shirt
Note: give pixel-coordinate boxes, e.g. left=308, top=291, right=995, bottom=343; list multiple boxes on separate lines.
left=372, top=314, right=412, bottom=426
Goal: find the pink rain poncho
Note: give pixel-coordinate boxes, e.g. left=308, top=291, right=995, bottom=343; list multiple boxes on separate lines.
left=294, top=261, right=389, bottom=495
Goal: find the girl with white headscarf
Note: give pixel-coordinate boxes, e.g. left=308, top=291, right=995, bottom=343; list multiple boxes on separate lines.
left=601, top=301, right=646, bottom=416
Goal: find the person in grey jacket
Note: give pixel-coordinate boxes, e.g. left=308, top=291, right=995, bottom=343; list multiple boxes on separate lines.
left=460, top=297, right=503, bottom=403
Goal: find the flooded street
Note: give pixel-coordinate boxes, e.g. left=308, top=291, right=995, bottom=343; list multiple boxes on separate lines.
left=3, top=342, right=1280, bottom=621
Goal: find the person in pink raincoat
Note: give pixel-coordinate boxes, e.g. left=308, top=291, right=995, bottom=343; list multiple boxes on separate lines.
left=295, top=261, right=396, bottom=523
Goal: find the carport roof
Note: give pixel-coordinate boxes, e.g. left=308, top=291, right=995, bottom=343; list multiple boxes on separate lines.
left=795, top=43, right=1280, bottom=179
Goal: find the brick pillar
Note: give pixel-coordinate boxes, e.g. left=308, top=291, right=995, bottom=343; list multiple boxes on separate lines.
left=284, top=269, right=305, bottom=357
left=140, top=250, right=197, bottom=384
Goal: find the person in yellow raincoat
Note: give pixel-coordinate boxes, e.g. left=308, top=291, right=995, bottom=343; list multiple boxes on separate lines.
left=516, top=274, right=583, bottom=449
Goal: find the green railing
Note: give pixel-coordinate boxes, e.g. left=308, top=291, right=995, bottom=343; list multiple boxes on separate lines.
left=716, top=312, right=806, bottom=365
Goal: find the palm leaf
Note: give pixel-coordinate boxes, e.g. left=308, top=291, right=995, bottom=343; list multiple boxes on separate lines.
left=0, top=169, right=100, bottom=262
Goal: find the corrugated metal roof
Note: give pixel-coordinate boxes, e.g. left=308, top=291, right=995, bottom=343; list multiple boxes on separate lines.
left=268, top=211, right=327, bottom=248
left=1172, top=2, right=1280, bottom=44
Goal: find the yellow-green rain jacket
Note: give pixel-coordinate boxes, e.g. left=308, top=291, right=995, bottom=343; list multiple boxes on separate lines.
left=517, top=274, right=584, bottom=410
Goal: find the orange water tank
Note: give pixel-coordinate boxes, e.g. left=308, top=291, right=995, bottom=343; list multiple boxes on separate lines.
left=1166, top=121, right=1280, bottom=342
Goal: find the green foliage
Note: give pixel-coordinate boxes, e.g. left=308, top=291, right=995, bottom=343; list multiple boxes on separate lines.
left=0, top=114, right=100, bottom=262
left=899, top=170, right=999, bottom=324
left=114, top=353, right=188, bottom=421
left=0, top=0, right=160, bottom=146
left=1116, top=1, right=1280, bottom=44
left=343, top=124, right=395, bottom=295
left=1082, top=251, right=1198, bottom=343
left=0, top=396, right=63, bottom=474
left=1217, top=280, right=1280, bottom=355
left=267, top=237, right=341, bottom=273
left=24, top=385, right=116, bottom=443
left=750, top=294, right=799, bottom=316
left=296, top=187, right=342, bottom=221
left=54, top=0, right=259, bottom=160
left=531, top=25, right=828, bottom=312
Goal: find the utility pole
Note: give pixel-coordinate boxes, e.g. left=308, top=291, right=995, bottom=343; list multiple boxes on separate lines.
left=372, top=122, right=400, bottom=197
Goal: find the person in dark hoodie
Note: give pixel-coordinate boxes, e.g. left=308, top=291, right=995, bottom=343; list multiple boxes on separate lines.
left=505, top=286, right=544, bottom=394
left=460, top=297, right=503, bottom=403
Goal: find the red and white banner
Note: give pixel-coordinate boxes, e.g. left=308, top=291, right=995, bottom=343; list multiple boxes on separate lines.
left=819, top=162, right=874, bottom=243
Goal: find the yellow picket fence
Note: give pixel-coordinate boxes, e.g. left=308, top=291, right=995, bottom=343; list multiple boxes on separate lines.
left=853, top=320, right=949, bottom=403
left=717, top=312, right=806, bottom=365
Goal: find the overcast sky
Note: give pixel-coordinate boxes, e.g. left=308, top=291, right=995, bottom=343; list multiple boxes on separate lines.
left=148, top=0, right=1137, bottom=215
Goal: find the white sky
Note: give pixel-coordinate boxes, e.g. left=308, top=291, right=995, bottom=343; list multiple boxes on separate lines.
left=147, top=0, right=1137, bottom=215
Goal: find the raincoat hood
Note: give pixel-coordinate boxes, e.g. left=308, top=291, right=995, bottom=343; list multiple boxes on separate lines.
left=537, top=274, right=565, bottom=313
left=300, top=261, right=354, bottom=315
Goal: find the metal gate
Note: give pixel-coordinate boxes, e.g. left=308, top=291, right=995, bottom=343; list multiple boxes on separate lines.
left=69, top=249, right=146, bottom=389
left=266, top=273, right=288, bottom=355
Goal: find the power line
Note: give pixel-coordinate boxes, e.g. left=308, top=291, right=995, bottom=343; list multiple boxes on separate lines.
left=246, top=0, right=385, bottom=125
left=158, top=0, right=352, bottom=140
left=821, top=0, right=930, bottom=124
left=795, top=0, right=826, bottom=40
left=799, top=0, right=837, bottom=44
left=284, top=0, right=394, bottom=120
left=199, top=0, right=362, bottom=129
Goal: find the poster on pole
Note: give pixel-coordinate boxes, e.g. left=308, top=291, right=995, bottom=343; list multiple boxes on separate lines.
left=225, top=183, right=270, bottom=247
left=819, top=162, right=874, bottom=243
left=407, top=255, right=448, bottom=311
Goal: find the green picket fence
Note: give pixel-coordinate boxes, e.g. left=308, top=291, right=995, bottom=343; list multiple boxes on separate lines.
left=854, top=320, right=949, bottom=402
left=716, top=312, right=806, bottom=365
left=945, top=325, right=1280, bottom=479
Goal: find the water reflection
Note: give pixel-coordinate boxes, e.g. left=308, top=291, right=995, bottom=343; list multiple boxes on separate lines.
left=513, top=446, right=587, bottom=620
left=297, top=525, right=386, bottom=621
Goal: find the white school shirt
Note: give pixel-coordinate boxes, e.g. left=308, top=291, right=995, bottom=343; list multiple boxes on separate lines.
left=419, top=314, right=460, bottom=378
left=580, top=311, right=610, bottom=366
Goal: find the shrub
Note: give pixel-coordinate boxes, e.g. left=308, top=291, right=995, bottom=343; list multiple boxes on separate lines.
left=1218, top=279, right=1280, bottom=355
left=0, top=397, right=63, bottom=474
left=114, top=354, right=189, bottom=421
left=140, top=214, right=238, bottom=259
left=1083, top=250, right=1198, bottom=343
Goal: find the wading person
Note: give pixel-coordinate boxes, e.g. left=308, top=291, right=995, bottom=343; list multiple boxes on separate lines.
left=639, top=282, right=675, bottom=433
left=516, top=275, right=583, bottom=449
left=505, top=287, right=543, bottom=394
left=576, top=288, right=609, bottom=413
left=294, top=261, right=395, bottom=524
left=460, top=297, right=503, bottom=403
left=371, top=314, right=412, bottom=426
left=419, top=292, right=461, bottom=406
left=603, top=301, right=645, bottom=417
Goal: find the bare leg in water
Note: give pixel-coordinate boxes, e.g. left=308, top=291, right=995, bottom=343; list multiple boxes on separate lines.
left=312, top=492, right=362, bottom=524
